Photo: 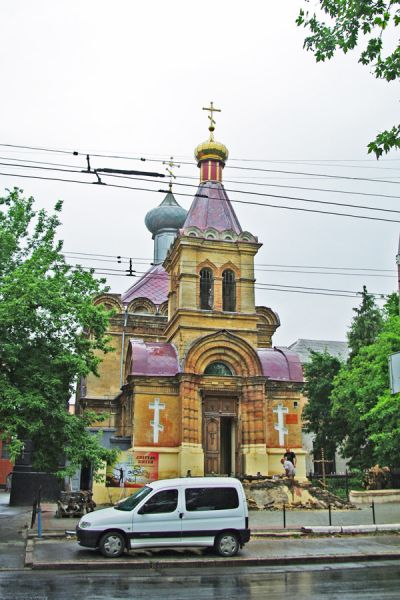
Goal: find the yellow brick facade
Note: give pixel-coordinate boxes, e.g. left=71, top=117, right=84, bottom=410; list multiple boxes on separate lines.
left=77, top=126, right=306, bottom=500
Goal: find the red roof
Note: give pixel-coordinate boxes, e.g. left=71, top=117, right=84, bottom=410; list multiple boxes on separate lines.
left=127, top=339, right=179, bottom=376
left=121, top=264, right=169, bottom=306
left=183, top=181, right=242, bottom=233
left=257, top=347, right=303, bottom=382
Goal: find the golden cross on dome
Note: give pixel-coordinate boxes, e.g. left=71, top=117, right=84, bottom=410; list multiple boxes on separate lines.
left=202, top=101, right=221, bottom=140
left=162, top=156, right=180, bottom=191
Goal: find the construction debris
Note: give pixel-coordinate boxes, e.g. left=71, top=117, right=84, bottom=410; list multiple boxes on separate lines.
left=242, top=477, right=356, bottom=510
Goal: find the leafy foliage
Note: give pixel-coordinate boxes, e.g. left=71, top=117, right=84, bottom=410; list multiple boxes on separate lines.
left=303, top=350, right=343, bottom=459
left=347, top=285, right=383, bottom=361
left=297, top=1, right=400, bottom=157
left=0, top=188, right=118, bottom=477
left=331, top=311, right=400, bottom=469
left=302, top=290, right=399, bottom=470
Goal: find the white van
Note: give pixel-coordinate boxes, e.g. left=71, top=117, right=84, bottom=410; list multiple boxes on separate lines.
left=76, top=477, right=250, bottom=558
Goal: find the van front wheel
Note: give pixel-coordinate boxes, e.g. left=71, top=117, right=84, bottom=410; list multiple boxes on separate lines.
left=99, top=531, right=125, bottom=558
left=214, top=532, right=239, bottom=557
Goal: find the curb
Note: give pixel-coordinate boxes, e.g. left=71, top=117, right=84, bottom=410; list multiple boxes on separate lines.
left=27, top=525, right=400, bottom=540
left=301, top=524, right=400, bottom=534
left=24, top=539, right=34, bottom=568
left=30, top=551, right=400, bottom=571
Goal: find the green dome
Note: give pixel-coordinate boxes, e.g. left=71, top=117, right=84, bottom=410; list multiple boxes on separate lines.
left=145, top=192, right=187, bottom=235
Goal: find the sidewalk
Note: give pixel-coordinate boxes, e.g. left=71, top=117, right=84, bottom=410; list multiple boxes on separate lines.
left=2, top=491, right=400, bottom=571
left=28, top=535, right=400, bottom=570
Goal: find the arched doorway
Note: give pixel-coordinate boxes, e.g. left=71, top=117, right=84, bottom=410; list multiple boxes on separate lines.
left=202, top=395, right=239, bottom=476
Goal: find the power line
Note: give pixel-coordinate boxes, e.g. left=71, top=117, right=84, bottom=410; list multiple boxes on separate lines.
left=2, top=142, right=400, bottom=184
left=6, top=154, right=399, bottom=200
left=62, top=250, right=395, bottom=273
left=5, top=159, right=400, bottom=215
left=70, top=262, right=391, bottom=297
left=3, top=168, right=400, bottom=224
left=68, top=256, right=396, bottom=279
left=103, top=170, right=400, bottom=215
left=177, top=173, right=400, bottom=201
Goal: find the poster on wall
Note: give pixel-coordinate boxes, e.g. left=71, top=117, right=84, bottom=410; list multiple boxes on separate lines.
left=106, top=451, right=159, bottom=488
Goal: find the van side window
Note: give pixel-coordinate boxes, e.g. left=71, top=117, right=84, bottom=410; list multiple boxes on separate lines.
left=185, top=487, right=239, bottom=511
left=141, top=489, right=178, bottom=514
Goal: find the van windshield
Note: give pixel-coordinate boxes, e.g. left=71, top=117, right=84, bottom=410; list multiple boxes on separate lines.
left=114, top=486, right=152, bottom=511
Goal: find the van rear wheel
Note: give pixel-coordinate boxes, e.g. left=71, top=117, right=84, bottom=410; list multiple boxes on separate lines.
left=99, top=531, right=125, bottom=558
left=214, top=532, right=239, bottom=557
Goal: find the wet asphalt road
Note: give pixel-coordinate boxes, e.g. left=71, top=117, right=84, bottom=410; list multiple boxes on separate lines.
left=0, top=562, right=399, bottom=599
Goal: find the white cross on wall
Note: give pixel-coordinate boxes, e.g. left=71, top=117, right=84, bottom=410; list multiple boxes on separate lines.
left=273, top=403, right=288, bottom=446
left=149, top=398, right=165, bottom=444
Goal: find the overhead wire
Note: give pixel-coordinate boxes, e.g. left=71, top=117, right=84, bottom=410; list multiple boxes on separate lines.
left=2, top=142, right=400, bottom=184
left=62, top=250, right=396, bottom=272
left=3, top=155, right=400, bottom=202
left=1, top=168, right=400, bottom=224
left=67, top=261, right=391, bottom=298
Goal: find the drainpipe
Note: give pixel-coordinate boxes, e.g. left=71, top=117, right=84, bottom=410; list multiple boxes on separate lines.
left=120, top=307, right=129, bottom=388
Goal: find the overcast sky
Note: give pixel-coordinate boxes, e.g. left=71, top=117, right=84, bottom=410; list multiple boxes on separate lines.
left=1, top=1, right=399, bottom=346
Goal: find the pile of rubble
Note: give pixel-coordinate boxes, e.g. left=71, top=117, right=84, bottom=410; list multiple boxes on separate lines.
left=242, top=477, right=356, bottom=510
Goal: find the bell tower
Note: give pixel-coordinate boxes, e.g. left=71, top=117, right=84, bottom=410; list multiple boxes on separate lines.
left=164, top=103, right=262, bottom=359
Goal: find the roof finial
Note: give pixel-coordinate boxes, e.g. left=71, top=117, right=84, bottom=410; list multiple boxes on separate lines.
left=202, top=101, right=221, bottom=141
left=162, top=156, right=180, bottom=192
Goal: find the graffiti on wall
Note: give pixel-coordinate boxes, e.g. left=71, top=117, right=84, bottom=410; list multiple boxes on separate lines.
left=106, top=451, right=159, bottom=488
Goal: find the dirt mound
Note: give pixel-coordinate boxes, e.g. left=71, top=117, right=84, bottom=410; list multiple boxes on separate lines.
left=242, top=477, right=356, bottom=510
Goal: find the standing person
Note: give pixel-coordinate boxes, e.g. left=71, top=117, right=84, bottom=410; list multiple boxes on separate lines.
left=5, top=472, right=12, bottom=493
left=284, top=447, right=296, bottom=467
left=119, top=466, right=124, bottom=487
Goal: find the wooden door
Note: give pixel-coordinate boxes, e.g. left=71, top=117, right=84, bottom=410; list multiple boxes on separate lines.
left=204, top=417, right=220, bottom=474
left=203, top=396, right=238, bottom=475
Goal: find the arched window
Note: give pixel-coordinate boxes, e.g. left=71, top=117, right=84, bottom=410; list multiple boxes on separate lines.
left=204, top=362, right=233, bottom=376
left=200, top=268, right=213, bottom=310
left=222, top=269, right=236, bottom=312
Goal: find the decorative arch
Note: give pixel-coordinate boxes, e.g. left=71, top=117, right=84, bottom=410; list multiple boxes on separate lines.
left=184, top=330, right=263, bottom=377
left=127, top=297, right=156, bottom=314
left=158, top=301, right=168, bottom=316
left=217, top=260, right=240, bottom=278
left=238, top=231, right=257, bottom=243
left=204, top=227, right=219, bottom=240
left=256, top=306, right=281, bottom=347
left=221, top=229, right=238, bottom=242
left=256, top=306, right=281, bottom=328
left=185, top=226, right=202, bottom=238
left=94, top=294, right=123, bottom=313
left=196, top=258, right=217, bottom=274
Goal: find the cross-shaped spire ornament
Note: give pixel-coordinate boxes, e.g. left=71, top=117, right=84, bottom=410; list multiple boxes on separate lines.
left=162, top=156, right=180, bottom=192
left=202, top=101, right=221, bottom=140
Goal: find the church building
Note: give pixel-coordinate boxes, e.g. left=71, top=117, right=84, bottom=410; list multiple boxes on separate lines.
left=77, top=105, right=305, bottom=502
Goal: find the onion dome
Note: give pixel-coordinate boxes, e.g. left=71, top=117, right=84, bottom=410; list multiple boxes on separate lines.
left=194, top=139, right=229, bottom=165
left=145, top=192, right=187, bottom=236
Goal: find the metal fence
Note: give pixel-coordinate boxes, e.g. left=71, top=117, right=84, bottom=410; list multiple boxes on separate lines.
left=308, top=472, right=363, bottom=501
left=308, top=470, right=400, bottom=501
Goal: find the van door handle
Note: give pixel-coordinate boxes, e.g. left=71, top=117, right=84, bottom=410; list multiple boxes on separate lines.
left=179, top=512, right=184, bottom=519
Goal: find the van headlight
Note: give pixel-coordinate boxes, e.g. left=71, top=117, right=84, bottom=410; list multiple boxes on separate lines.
left=80, top=521, right=92, bottom=529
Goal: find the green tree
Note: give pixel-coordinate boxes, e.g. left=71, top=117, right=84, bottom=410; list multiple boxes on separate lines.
left=331, top=295, right=400, bottom=469
left=297, top=1, right=400, bottom=157
left=0, top=188, right=118, bottom=478
left=347, top=286, right=383, bottom=361
left=302, top=350, right=343, bottom=461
